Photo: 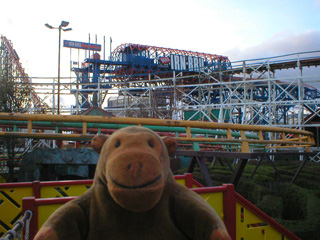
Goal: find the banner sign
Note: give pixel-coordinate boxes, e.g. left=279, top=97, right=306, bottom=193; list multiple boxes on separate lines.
left=63, top=40, right=101, bottom=51
left=170, top=54, right=204, bottom=71
left=159, top=57, right=171, bottom=65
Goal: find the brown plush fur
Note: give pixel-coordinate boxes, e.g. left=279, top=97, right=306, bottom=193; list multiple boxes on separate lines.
left=34, top=126, right=231, bottom=240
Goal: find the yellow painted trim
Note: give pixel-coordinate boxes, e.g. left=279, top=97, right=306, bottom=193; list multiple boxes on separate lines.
left=0, top=113, right=314, bottom=151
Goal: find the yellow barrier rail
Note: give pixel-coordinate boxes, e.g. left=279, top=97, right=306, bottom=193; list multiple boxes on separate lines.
left=15, top=180, right=300, bottom=240
left=1, top=175, right=301, bottom=240
left=0, top=174, right=199, bottom=237
left=0, top=113, right=314, bottom=153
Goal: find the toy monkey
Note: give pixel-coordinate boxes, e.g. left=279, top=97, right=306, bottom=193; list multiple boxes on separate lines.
left=35, top=126, right=231, bottom=240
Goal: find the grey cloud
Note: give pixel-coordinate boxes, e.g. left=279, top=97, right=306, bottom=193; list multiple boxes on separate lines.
left=225, top=30, right=320, bottom=61
left=223, top=30, right=320, bottom=89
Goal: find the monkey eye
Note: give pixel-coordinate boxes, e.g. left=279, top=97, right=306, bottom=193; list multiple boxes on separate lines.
left=115, top=140, right=121, bottom=148
left=148, top=140, right=154, bottom=148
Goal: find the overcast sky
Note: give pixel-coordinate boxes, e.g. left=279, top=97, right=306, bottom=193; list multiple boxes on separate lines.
left=1, top=0, right=320, bottom=79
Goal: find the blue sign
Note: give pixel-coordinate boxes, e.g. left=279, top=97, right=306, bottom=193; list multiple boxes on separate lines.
left=63, top=40, right=101, bottom=51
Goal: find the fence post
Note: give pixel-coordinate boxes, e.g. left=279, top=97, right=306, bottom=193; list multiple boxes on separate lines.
left=185, top=173, right=194, bottom=188
left=22, top=197, right=38, bottom=240
left=223, top=184, right=236, bottom=240
left=32, top=181, right=41, bottom=198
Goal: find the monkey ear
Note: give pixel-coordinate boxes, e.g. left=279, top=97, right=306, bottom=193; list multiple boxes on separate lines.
left=162, top=136, right=178, bottom=156
left=91, top=135, right=108, bottom=154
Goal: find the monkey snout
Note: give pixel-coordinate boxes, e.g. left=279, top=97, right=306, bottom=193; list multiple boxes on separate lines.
left=126, top=162, right=144, bottom=179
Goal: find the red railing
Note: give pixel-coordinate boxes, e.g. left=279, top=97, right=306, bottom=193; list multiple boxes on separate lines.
left=234, top=193, right=301, bottom=240
left=0, top=175, right=301, bottom=240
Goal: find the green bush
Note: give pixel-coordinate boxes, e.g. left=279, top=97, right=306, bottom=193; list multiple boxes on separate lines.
left=253, top=174, right=274, bottom=184
left=175, top=159, right=320, bottom=239
left=295, top=178, right=320, bottom=190
left=256, top=195, right=283, bottom=218
left=278, top=190, right=320, bottom=240
left=236, top=180, right=259, bottom=203
left=281, top=183, right=307, bottom=220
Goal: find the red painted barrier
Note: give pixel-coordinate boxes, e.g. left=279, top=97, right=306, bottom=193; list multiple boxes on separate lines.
left=1, top=174, right=302, bottom=240
left=234, top=192, right=301, bottom=240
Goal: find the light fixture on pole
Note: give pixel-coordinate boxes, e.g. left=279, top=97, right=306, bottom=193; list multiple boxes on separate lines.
left=45, top=21, right=72, bottom=114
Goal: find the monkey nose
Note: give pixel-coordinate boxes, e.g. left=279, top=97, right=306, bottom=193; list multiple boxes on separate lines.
left=127, top=162, right=143, bottom=170
left=127, top=162, right=143, bottom=178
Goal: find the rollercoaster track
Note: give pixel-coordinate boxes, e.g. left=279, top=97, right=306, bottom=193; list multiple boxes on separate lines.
left=112, top=43, right=231, bottom=66
left=2, top=35, right=320, bottom=130
left=79, top=43, right=232, bottom=81
left=0, top=113, right=314, bottom=153
left=0, top=35, right=46, bottom=112
left=229, top=51, right=320, bottom=74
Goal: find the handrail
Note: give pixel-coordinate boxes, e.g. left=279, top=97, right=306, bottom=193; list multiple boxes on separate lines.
left=0, top=210, right=32, bottom=240
left=0, top=113, right=312, bottom=134
left=0, top=113, right=314, bottom=153
left=0, top=120, right=260, bottom=139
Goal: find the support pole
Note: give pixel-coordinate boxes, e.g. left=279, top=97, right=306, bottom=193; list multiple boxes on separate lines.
left=57, top=26, right=62, bottom=114
left=231, top=158, right=248, bottom=187
left=187, top=156, right=213, bottom=187
left=250, top=155, right=264, bottom=179
left=291, top=156, right=308, bottom=183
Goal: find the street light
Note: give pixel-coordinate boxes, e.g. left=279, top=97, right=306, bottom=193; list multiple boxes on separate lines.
left=45, top=21, right=72, bottom=114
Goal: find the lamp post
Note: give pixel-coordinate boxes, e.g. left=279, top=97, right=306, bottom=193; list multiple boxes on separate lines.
left=45, top=21, right=72, bottom=114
